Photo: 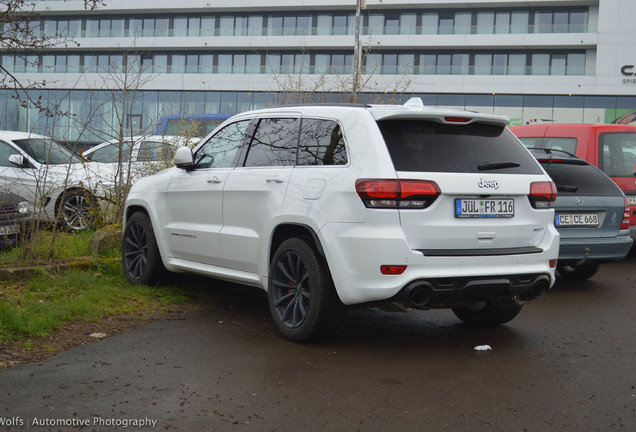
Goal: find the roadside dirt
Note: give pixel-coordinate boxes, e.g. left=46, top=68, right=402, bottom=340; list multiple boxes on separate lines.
left=0, top=301, right=204, bottom=370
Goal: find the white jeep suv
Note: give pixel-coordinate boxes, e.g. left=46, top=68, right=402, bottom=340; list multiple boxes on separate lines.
left=122, top=99, right=559, bottom=342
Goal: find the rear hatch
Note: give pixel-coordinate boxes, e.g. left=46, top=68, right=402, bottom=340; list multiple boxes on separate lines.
left=373, top=115, right=554, bottom=254
left=539, top=155, right=627, bottom=239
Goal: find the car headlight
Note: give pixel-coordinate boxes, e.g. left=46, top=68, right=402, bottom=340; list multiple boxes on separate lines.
left=18, top=201, right=34, bottom=215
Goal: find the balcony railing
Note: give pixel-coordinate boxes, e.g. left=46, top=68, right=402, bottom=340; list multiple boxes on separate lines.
left=36, top=22, right=594, bottom=40
left=5, top=63, right=592, bottom=76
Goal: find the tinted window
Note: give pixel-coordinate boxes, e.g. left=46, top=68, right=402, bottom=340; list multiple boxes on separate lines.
left=378, top=120, right=543, bottom=174
left=195, top=120, right=250, bottom=169
left=297, top=119, right=347, bottom=166
left=88, top=141, right=133, bottom=163
left=599, top=132, right=636, bottom=177
left=244, top=118, right=298, bottom=167
left=540, top=160, right=620, bottom=197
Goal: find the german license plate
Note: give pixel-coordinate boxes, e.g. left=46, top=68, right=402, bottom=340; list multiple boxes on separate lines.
left=0, top=224, right=20, bottom=236
left=555, top=213, right=599, bottom=227
left=455, top=198, right=514, bottom=218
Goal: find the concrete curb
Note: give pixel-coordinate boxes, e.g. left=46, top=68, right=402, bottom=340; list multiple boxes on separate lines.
left=0, top=257, right=121, bottom=282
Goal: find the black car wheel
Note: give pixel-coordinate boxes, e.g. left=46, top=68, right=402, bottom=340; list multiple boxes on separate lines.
left=122, top=212, right=167, bottom=285
left=452, top=301, right=523, bottom=326
left=268, top=237, right=346, bottom=342
left=556, top=261, right=600, bottom=280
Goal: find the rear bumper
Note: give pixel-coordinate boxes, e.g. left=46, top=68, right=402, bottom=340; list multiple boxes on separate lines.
left=320, top=221, right=560, bottom=306
left=393, top=273, right=551, bottom=309
left=558, top=235, right=633, bottom=262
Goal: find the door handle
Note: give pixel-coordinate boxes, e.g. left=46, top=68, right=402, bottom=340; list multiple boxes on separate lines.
left=266, top=177, right=284, bottom=183
left=207, top=176, right=222, bottom=184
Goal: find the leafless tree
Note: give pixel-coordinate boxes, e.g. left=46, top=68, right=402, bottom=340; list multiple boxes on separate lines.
left=268, top=44, right=414, bottom=106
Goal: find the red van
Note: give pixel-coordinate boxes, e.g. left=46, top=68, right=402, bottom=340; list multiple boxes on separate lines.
left=510, top=124, right=636, bottom=239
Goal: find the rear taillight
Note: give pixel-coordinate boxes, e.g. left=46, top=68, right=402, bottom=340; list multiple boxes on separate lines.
left=355, top=179, right=440, bottom=209
left=621, top=197, right=630, bottom=230
left=380, top=265, right=407, bottom=275
left=528, top=181, right=557, bottom=209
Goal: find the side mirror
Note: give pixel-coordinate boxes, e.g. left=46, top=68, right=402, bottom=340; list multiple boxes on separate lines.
left=8, top=154, right=29, bottom=168
left=174, top=146, right=194, bottom=170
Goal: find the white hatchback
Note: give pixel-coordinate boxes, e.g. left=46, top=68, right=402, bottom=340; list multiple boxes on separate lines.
left=122, top=99, right=560, bottom=341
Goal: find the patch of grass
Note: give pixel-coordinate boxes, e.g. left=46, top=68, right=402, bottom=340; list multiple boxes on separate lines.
left=0, top=259, right=196, bottom=346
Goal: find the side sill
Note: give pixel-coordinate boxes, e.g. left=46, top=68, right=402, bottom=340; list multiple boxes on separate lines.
left=166, top=258, right=263, bottom=288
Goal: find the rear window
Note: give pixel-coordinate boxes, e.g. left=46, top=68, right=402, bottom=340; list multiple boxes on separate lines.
left=378, top=120, right=543, bottom=174
left=540, top=160, right=620, bottom=197
left=599, top=132, right=636, bottom=177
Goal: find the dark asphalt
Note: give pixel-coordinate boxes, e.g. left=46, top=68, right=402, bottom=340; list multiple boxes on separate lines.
left=1, top=256, right=636, bottom=432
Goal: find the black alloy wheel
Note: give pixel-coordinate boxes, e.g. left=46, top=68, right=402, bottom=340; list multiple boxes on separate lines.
left=122, top=212, right=166, bottom=285
left=268, top=237, right=347, bottom=342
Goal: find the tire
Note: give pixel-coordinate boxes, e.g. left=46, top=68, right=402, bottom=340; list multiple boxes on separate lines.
left=58, top=190, right=97, bottom=231
left=122, top=212, right=167, bottom=285
left=556, top=262, right=600, bottom=280
left=268, top=237, right=347, bottom=342
left=452, top=302, right=523, bottom=326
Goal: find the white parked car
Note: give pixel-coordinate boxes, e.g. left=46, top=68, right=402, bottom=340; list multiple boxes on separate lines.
left=122, top=99, right=560, bottom=342
left=0, top=131, right=108, bottom=231
left=83, top=135, right=199, bottom=183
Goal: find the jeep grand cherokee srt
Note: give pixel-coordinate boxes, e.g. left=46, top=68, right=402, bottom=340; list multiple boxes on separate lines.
left=122, top=99, right=559, bottom=342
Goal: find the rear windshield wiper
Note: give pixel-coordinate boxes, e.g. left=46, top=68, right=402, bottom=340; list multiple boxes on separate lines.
left=557, top=185, right=579, bottom=192
left=478, top=161, right=521, bottom=171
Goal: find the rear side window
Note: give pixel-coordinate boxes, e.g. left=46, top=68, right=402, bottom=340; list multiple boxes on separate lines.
left=89, top=141, right=133, bottom=163
left=244, top=118, right=299, bottom=167
left=297, top=119, right=347, bottom=166
left=544, top=138, right=577, bottom=154
left=137, top=140, right=173, bottom=162
left=518, top=137, right=543, bottom=148
left=541, top=160, right=620, bottom=197
left=518, top=137, right=578, bottom=154
left=599, top=132, right=636, bottom=177
left=378, top=120, right=543, bottom=174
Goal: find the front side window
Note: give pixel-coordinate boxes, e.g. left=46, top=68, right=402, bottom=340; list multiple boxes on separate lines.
left=297, top=119, right=347, bottom=166
left=194, top=120, right=250, bottom=169
left=243, top=118, right=299, bottom=167
left=12, top=138, right=80, bottom=165
left=0, top=141, right=18, bottom=167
